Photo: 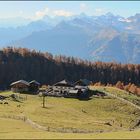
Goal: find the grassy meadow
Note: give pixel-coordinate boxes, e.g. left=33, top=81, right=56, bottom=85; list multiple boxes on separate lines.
left=90, top=86, right=140, bottom=106
left=0, top=87, right=140, bottom=139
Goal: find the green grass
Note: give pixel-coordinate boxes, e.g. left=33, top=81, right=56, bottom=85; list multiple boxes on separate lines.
left=90, top=86, right=140, bottom=106
left=0, top=90, right=140, bottom=139
left=1, top=118, right=140, bottom=139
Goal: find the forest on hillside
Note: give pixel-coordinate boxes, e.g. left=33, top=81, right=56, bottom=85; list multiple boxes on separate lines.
left=0, top=47, right=140, bottom=89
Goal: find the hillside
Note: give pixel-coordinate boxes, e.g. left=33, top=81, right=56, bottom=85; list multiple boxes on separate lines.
left=91, top=33, right=140, bottom=63
left=0, top=47, right=140, bottom=89
left=1, top=118, right=140, bottom=139
left=12, top=21, right=90, bottom=59
left=0, top=88, right=140, bottom=139
left=90, top=86, right=140, bottom=108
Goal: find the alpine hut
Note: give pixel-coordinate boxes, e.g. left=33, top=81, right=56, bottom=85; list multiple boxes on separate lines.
left=74, top=79, right=92, bottom=87
left=10, top=80, right=29, bottom=93
left=29, top=80, right=40, bottom=93
left=74, top=79, right=92, bottom=99
left=46, top=79, right=74, bottom=97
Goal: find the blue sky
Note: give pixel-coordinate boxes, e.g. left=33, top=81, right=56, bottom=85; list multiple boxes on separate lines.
left=0, top=1, right=140, bottom=19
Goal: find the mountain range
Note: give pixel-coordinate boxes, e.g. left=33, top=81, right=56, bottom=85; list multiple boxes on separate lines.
left=1, top=12, right=140, bottom=64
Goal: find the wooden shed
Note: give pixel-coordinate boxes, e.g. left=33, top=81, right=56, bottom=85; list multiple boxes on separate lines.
left=10, top=80, right=29, bottom=93
left=29, top=80, right=40, bottom=93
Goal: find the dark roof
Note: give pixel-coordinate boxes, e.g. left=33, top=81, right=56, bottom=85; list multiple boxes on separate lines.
left=10, top=80, right=29, bottom=86
left=53, top=79, right=73, bottom=87
left=74, top=79, right=92, bottom=86
left=29, top=80, right=40, bottom=85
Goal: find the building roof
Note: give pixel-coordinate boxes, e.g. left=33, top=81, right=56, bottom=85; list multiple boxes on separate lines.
left=75, top=85, right=88, bottom=89
left=74, top=79, right=92, bottom=86
left=29, top=80, right=40, bottom=85
left=69, top=89, right=78, bottom=94
left=53, top=79, right=74, bottom=87
left=10, top=80, right=30, bottom=86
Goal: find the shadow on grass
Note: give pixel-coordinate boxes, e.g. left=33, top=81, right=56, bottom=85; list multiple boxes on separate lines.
left=78, top=97, right=92, bottom=101
left=9, top=94, right=23, bottom=103
left=12, top=98, right=23, bottom=103
left=42, top=106, right=54, bottom=109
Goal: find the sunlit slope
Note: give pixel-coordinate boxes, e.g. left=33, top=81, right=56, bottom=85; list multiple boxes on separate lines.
left=0, top=90, right=140, bottom=134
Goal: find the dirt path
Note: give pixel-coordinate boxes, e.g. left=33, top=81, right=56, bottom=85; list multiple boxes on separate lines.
left=0, top=115, right=109, bottom=133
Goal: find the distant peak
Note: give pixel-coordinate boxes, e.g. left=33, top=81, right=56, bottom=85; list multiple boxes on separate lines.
left=105, top=12, right=114, bottom=17
left=135, top=13, right=140, bottom=17
left=55, top=20, right=70, bottom=29
left=42, top=15, right=52, bottom=20
left=79, top=12, right=87, bottom=17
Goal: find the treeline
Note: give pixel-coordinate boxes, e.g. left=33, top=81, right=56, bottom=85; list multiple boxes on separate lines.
left=92, top=81, right=140, bottom=96
left=115, top=82, right=140, bottom=96
left=0, top=47, right=140, bottom=89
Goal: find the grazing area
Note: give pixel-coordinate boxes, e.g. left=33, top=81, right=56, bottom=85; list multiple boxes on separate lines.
left=0, top=88, right=140, bottom=139
left=90, top=86, right=140, bottom=106
left=1, top=117, right=140, bottom=139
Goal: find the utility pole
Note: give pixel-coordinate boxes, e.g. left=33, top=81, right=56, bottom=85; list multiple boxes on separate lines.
left=42, top=94, right=46, bottom=108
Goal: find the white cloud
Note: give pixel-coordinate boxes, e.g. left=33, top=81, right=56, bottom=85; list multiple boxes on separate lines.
left=53, top=10, right=73, bottom=17
left=34, top=6, right=73, bottom=20
left=35, top=7, right=49, bottom=19
left=95, top=8, right=103, bottom=13
left=80, top=3, right=88, bottom=11
left=94, top=8, right=106, bottom=15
